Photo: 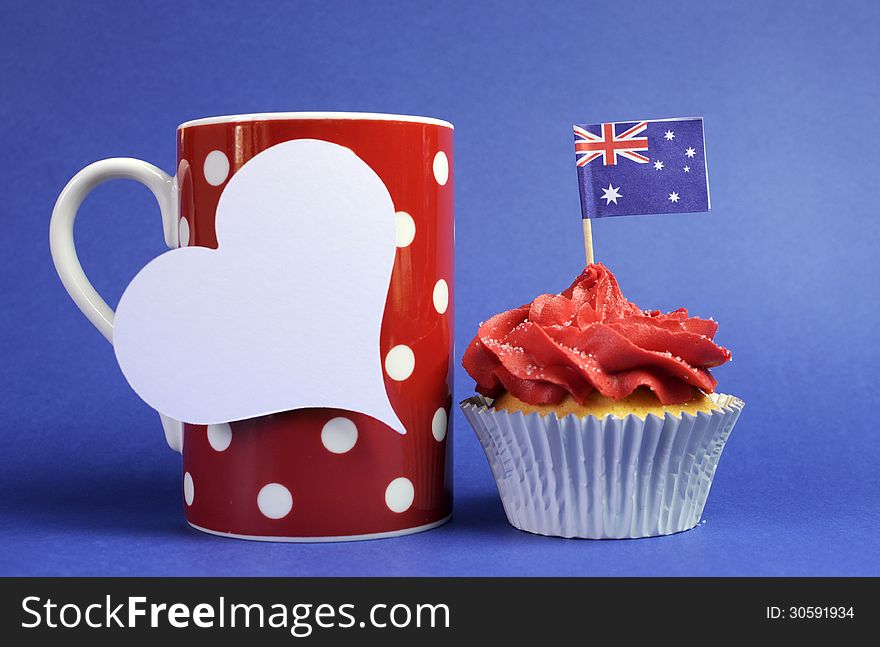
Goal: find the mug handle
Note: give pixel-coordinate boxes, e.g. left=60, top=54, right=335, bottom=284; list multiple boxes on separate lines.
left=49, top=158, right=185, bottom=452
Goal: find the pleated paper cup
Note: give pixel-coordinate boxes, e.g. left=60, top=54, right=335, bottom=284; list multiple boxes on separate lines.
left=460, top=393, right=744, bottom=539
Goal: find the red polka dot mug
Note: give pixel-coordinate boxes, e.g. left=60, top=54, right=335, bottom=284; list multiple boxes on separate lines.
left=49, top=113, right=454, bottom=541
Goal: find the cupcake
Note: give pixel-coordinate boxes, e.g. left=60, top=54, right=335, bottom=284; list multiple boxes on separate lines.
left=460, top=263, right=743, bottom=539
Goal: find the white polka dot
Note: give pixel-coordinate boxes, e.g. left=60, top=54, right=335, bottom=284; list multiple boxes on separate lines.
left=203, top=150, right=230, bottom=186
left=207, top=423, right=232, bottom=451
left=257, top=483, right=293, bottom=519
left=385, top=345, right=415, bottom=381
left=395, top=211, right=416, bottom=248
left=385, top=477, right=414, bottom=513
left=321, top=417, right=358, bottom=454
left=433, top=151, right=449, bottom=185
left=432, top=407, right=448, bottom=442
left=178, top=216, right=190, bottom=247
left=183, top=472, right=194, bottom=506
left=432, top=279, right=449, bottom=314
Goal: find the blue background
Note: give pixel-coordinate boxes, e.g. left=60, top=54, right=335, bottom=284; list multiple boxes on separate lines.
left=1, top=0, right=877, bottom=576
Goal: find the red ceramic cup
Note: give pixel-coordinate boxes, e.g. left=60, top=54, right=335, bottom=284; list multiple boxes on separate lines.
left=50, top=112, right=454, bottom=541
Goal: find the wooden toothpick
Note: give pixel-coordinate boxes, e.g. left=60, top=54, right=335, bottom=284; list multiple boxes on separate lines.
left=582, top=218, right=594, bottom=266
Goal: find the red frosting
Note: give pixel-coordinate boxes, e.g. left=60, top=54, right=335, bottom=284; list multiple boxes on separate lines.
left=462, top=264, right=732, bottom=405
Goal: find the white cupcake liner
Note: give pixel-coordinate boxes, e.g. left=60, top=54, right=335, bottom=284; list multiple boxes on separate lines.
left=461, top=393, right=744, bottom=539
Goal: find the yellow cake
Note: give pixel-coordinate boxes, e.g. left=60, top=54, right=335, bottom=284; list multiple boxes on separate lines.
left=492, top=387, right=718, bottom=420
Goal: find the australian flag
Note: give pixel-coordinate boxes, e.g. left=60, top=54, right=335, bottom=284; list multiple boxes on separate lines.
left=574, top=117, right=710, bottom=219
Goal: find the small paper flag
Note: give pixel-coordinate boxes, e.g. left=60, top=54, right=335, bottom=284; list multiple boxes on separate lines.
left=574, top=117, right=710, bottom=219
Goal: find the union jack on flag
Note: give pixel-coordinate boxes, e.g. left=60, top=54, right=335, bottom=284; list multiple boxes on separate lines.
left=574, top=121, right=649, bottom=167
left=574, top=117, right=710, bottom=219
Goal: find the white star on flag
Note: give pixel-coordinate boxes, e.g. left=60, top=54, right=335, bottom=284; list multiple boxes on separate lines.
left=653, top=160, right=664, bottom=170
left=685, top=147, right=696, bottom=158
left=664, top=130, right=675, bottom=140
left=668, top=191, right=680, bottom=203
left=600, top=183, right=622, bottom=205
left=683, top=166, right=690, bottom=172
